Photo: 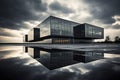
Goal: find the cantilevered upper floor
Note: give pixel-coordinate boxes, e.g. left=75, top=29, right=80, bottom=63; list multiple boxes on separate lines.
left=24, top=16, right=104, bottom=43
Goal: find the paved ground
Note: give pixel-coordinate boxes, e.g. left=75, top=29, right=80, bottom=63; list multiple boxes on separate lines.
left=1, top=43, right=120, bottom=52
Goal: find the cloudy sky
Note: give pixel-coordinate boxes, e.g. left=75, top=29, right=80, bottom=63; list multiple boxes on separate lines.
left=0, top=0, right=120, bottom=43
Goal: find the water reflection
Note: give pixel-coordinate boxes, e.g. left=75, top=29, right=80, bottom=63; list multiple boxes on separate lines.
left=0, top=46, right=49, bottom=80
left=0, top=45, right=120, bottom=80
left=25, top=47, right=106, bottom=69
left=104, top=53, right=120, bottom=58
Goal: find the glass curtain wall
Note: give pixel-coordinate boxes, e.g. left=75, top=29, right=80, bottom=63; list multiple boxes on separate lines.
left=85, top=24, right=104, bottom=39
left=28, top=29, right=34, bottom=41
left=50, top=16, right=79, bottom=44
left=37, top=17, right=51, bottom=38
left=51, top=16, right=79, bottom=37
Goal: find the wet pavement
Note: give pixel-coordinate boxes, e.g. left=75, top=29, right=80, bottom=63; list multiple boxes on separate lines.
left=0, top=44, right=120, bottom=80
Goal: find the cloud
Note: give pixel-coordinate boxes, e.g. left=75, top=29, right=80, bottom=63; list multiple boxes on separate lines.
left=112, top=24, right=120, bottom=29
left=49, top=1, right=74, bottom=14
left=112, top=15, right=120, bottom=29
left=0, top=36, right=23, bottom=43
left=0, top=50, right=49, bottom=80
left=84, top=0, right=120, bottom=25
left=42, top=58, right=120, bottom=80
left=0, top=0, right=47, bottom=30
left=0, top=0, right=120, bottom=42
left=104, top=29, right=120, bottom=41
left=0, top=28, right=22, bottom=37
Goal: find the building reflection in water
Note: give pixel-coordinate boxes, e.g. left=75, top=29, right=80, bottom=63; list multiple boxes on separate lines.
left=24, top=47, right=104, bottom=70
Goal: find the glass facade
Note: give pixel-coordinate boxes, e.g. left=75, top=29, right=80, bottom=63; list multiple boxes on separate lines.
left=50, top=16, right=79, bottom=43
left=85, top=23, right=104, bottom=39
left=50, top=16, right=79, bottom=37
left=26, top=16, right=104, bottom=43
left=74, top=23, right=104, bottom=40
left=37, top=17, right=51, bottom=38
left=36, top=16, right=79, bottom=43
left=28, top=29, right=34, bottom=41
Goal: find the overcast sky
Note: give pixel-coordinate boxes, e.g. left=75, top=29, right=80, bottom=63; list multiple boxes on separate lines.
left=0, top=0, right=120, bottom=43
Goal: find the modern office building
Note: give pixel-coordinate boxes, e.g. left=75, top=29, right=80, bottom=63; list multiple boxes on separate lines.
left=25, top=16, right=104, bottom=43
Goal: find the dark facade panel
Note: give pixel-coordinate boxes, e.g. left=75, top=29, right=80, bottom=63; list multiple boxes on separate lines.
left=74, top=24, right=85, bottom=38
left=23, top=34, right=28, bottom=42
left=28, top=28, right=40, bottom=41
left=34, top=28, right=40, bottom=41
left=74, top=23, right=104, bottom=39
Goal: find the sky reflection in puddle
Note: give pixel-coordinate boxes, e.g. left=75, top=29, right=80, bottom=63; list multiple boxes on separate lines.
left=0, top=45, right=120, bottom=80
